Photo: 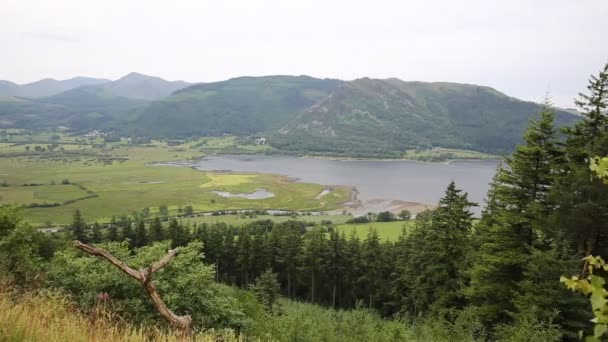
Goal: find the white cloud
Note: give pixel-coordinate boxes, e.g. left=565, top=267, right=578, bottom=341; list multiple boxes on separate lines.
left=1, top=0, right=607, bottom=107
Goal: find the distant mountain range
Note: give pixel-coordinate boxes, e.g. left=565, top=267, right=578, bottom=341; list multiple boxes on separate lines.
left=0, top=73, right=580, bottom=154
left=0, top=72, right=190, bottom=100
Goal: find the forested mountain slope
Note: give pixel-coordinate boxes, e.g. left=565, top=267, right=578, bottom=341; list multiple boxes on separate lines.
left=0, top=74, right=579, bottom=155
left=130, top=75, right=342, bottom=138
left=0, top=87, right=148, bottom=131
left=271, top=78, right=579, bottom=154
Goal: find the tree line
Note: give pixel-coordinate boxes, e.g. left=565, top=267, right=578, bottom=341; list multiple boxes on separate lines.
left=1, top=62, right=607, bottom=340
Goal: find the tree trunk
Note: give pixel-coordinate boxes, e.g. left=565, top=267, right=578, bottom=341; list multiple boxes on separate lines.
left=311, top=271, right=315, bottom=303
left=332, top=280, right=337, bottom=308
left=287, top=271, right=291, bottom=299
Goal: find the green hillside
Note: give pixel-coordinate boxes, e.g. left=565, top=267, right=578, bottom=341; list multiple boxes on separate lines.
left=0, top=74, right=580, bottom=156
left=271, top=78, right=579, bottom=155
left=0, top=87, right=147, bottom=131
left=130, top=75, right=342, bottom=138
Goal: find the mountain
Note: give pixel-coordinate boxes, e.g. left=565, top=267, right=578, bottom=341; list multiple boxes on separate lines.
left=130, top=75, right=342, bottom=137
left=270, top=78, right=579, bottom=155
left=0, top=87, right=148, bottom=131
left=97, top=72, right=191, bottom=100
left=0, top=74, right=580, bottom=155
left=0, top=77, right=110, bottom=98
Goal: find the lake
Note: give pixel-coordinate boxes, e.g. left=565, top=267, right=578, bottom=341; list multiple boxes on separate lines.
left=175, top=155, right=500, bottom=215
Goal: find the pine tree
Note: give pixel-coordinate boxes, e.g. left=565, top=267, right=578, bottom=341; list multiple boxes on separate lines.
left=301, top=227, right=327, bottom=303
left=167, top=218, right=187, bottom=249
left=468, top=101, right=561, bottom=327
left=552, top=62, right=608, bottom=258
left=120, top=216, right=135, bottom=247
left=133, top=219, right=148, bottom=248
left=361, top=228, right=383, bottom=308
left=276, top=223, right=302, bottom=298
left=326, top=230, right=346, bottom=307
left=107, top=216, right=119, bottom=242
left=398, top=181, right=474, bottom=317
left=236, top=225, right=253, bottom=286
left=90, top=222, right=103, bottom=243
left=70, top=209, right=88, bottom=243
left=149, top=216, right=164, bottom=242
left=249, top=268, right=281, bottom=313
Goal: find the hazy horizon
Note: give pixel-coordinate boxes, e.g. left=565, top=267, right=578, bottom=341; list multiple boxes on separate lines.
left=3, top=0, right=607, bottom=107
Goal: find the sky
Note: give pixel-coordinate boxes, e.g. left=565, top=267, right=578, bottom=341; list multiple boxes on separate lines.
left=2, top=0, right=607, bottom=108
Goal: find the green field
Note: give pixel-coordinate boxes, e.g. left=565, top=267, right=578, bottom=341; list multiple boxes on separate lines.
left=0, top=135, right=350, bottom=226
left=402, top=148, right=501, bottom=162
left=335, top=221, right=414, bottom=241
left=180, top=214, right=353, bottom=227
left=0, top=184, right=90, bottom=205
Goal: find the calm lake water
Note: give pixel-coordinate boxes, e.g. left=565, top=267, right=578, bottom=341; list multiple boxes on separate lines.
left=176, top=155, right=500, bottom=215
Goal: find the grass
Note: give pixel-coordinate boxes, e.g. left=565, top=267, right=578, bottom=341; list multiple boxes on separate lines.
left=0, top=289, right=241, bottom=342
left=335, top=221, right=415, bottom=241
left=180, top=214, right=353, bottom=227
left=0, top=184, right=90, bottom=205
left=403, top=148, right=500, bottom=161
left=0, top=137, right=350, bottom=226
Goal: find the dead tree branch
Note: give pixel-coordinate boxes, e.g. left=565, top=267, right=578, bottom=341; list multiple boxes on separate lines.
left=73, top=240, right=192, bottom=337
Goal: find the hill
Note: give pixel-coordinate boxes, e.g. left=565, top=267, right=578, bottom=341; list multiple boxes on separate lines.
left=130, top=75, right=342, bottom=138
left=0, top=87, right=148, bottom=131
left=270, top=78, right=579, bottom=155
left=97, top=72, right=191, bottom=100
left=0, top=77, right=110, bottom=98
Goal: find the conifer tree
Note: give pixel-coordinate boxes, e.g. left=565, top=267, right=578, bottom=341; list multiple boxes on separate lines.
left=326, top=230, right=346, bottom=307
left=468, top=101, right=561, bottom=327
left=301, top=227, right=327, bottom=303
left=133, top=219, right=148, bottom=248
left=552, top=62, right=608, bottom=258
left=107, top=216, right=119, bottom=242
left=398, top=181, right=474, bottom=317
left=361, top=228, right=383, bottom=308
left=147, top=217, right=163, bottom=242
left=90, top=222, right=103, bottom=243
left=237, top=225, right=253, bottom=286
left=70, top=209, right=88, bottom=243
left=120, top=216, right=135, bottom=247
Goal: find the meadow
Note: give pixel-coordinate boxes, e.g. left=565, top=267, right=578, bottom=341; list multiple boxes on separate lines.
left=0, top=132, right=350, bottom=226
left=335, top=220, right=415, bottom=241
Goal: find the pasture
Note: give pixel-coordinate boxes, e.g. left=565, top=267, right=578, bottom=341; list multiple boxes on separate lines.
left=0, top=137, right=350, bottom=226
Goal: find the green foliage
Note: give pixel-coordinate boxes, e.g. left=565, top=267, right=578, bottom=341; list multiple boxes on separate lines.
left=0, top=207, right=42, bottom=289
left=132, top=76, right=340, bottom=138
left=70, top=209, right=89, bottom=243
left=562, top=256, right=608, bottom=342
left=591, top=156, right=608, bottom=183
left=48, top=241, right=255, bottom=331
left=272, top=79, right=577, bottom=155
left=249, top=268, right=281, bottom=313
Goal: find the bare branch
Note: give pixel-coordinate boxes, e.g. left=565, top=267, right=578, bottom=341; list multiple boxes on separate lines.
left=73, top=241, right=192, bottom=337
left=73, top=240, right=143, bottom=281
left=148, top=248, right=180, bottom=275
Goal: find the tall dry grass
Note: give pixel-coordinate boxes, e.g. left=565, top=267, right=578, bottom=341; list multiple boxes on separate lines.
left=0, top=288, right=243, bottom=342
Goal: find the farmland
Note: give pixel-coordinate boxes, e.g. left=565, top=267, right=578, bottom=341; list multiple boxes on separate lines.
left=0, top=132, right=350, bottom=226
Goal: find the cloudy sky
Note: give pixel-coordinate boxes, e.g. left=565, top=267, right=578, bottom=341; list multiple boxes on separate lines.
left=2, top=0, right=607, bottom=107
